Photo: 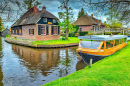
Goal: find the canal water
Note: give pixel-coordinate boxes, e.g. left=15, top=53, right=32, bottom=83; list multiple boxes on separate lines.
left=0, top=37, right=104, bottom=86
left=0, top=37, right=87, bottom=86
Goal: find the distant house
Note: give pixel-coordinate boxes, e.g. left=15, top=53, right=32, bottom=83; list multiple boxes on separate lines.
left=1, top=28, right=10, bottom=37
left=11, top=6, right=60, bottom=40
left=74, top=14, right=105, bottom=32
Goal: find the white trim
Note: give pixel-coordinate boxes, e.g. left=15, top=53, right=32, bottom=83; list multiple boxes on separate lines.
left=36, top=18, right=41, bottom=23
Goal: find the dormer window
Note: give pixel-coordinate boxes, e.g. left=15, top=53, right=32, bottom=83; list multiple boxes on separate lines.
left=99, top=21, right=100, bottom=25
left=43, top=18, right=47, bottom=22
left=53, top=19, right=56, bottom=23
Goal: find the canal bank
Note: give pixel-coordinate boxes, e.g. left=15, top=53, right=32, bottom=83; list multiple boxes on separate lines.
left=43, top=41, right=130, bottom=86
left=5, top=37, right=79, bottom=48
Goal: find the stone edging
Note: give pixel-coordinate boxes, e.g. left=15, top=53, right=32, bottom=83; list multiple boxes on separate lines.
left=5, top=38, right=79, bottom=48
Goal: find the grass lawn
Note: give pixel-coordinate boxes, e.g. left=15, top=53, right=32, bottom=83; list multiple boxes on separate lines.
left=43, top=41, right=130, bottom=86
left=31, top=37, right=79, bottom=45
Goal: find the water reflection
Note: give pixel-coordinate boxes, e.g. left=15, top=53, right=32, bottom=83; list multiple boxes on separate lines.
left=0, top=37, right=3, bottom=86
left=0, top=39, right=86, bottom=86
left=0, top=37, right=105, bottom=86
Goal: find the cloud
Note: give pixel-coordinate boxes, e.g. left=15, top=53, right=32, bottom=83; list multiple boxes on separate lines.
left=2, top=0, right=109, bottom=28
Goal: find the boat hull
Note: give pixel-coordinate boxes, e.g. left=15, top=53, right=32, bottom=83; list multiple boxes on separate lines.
left=77, top=51, right=105, bottom=64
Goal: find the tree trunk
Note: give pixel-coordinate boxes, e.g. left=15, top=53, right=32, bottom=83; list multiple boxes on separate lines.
left=65, top=8, right=69, bottom=40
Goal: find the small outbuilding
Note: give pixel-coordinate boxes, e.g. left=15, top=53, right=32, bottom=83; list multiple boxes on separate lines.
left=1, top=28, right=10, bottom=37
left=11, top=6, right=60, bottom=40
left=74, top=14, right=105, bottom=32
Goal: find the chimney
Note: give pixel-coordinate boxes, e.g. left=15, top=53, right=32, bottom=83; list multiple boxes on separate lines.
left=91, top=14, right=93, bottom=17
left=42, top=6, right=46, bottom=10
left=27, top=7, right=30, bottom=10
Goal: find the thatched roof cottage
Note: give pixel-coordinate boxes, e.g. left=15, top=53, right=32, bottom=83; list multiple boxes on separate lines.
left=74, top=14, right=105, bottom=32
left=11, top=6, right=60, bottom=40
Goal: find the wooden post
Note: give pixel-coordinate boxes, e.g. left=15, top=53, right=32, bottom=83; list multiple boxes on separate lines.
left=113, top=40, right=115, bottom=47
left=123, top=29, right=124, bottom=35
left=90, top=59, right=93, bottom=67
left=79, top=39, right=82, bottom=48
left=119, top=39, right=120, bottom=44
left=104, top=41, right=106, bottom=51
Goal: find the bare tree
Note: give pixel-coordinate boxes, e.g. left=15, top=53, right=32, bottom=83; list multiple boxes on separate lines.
left=0, top=0, right=21, bottom=22
left=80, top=0, right=130, bottom=24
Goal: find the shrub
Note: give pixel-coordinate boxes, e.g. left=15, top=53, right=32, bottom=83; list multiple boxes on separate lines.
left=6, top=35, right=10, bottom=38
left=75, top=33, right=79, bottom=37
left=88, top=32, right=94, bottom=35
left=118, top=33, right=123, bottom=35
left=78, top=31, right=88, bottom=36
left=95, top=33, right=102, bottom=35
left=105, top=32, right=111, bottom=35
left=62, top=37, right=66, bottom=40
left=14, top=36, right=17, bottom=39
left=68, top=32, right=75, bottom=37
left=112, top=32, right=119, bottom=35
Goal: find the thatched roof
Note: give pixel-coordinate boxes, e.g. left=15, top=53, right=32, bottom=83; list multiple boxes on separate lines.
left=12, top=6, right=59, bottom=27
left=74, top=15, right=104, bottom=26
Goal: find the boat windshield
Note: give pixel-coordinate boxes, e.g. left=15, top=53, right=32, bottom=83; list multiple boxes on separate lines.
left=80, top=41, right=101, bottom=49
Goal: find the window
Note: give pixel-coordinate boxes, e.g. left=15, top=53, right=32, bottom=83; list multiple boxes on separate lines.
left=98, top=27, right=99, bottom=30
left=54, top=26, right=58, bottom=35
left=92, top=26, right=94, bottom=31
left=115, top=39, right=119, bottom=46
left=13, top=30, right=14, bottom=34
left=106, top=40, right=114, bottom=49
left=16, top=30, right=17, bottom=34
left=29, top=29, right=34, bottom=35
left=99, top=21, right=100, bottom=25
left=19, top=29, right=22, bottom=34
left=79, top=28, right=82, bottom=31
left=41, top=25, right=46, bottom=35
left=53, top=19, right=56, bottom=23
left=43, top=18, right=47, bottom=22
left=123, top=38, right=126, bottom=43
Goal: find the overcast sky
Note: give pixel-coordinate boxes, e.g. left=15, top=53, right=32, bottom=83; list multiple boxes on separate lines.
left=1, top=0, right=112, bottom=28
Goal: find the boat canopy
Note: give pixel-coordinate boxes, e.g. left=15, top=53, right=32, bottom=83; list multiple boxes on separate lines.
left=78, top=35, right=128, bottom=41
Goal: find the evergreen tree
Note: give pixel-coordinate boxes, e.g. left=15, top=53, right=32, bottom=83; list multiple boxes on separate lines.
left=78, top=7, right=87, bottom=18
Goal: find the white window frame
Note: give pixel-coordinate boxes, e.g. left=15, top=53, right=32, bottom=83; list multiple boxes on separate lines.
left=53, top=19, right=56, bottom=23
left=43, top=18, right=47, bottom=22
left=53, top=26, right=58, bottom=35
left=41, top=25, right=46, bottom=35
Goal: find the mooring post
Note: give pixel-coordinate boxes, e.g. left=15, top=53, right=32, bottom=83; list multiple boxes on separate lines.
left=90, top=59, right=93, bottom=67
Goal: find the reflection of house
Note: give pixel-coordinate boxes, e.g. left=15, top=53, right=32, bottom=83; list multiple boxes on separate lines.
left=12, top=45, right=60, bottom=76
left=1, top=28, right=10, bottom=37
left=11, top=6, right=60, bottom=40
left=74, top=14, right=105, bottom=32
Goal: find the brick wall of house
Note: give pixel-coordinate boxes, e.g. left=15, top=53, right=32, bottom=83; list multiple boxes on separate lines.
left=79, top=25, right=105, bottom=32
left=36, top=24, right=60, bottom=40
left=79, top=26, right=92, bottom=31
left=11, top=24, right=60, bottom=41
left=11, top=25, right=37, bottom=40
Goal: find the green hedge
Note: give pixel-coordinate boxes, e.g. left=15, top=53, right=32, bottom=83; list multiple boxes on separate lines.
left=68, top=32, right=75, bottom=37
left=78, top=31, right=88, bottom=36
left=105, top=32, right=119, bottom=35
left=104, top=32, right=111, bottom=35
